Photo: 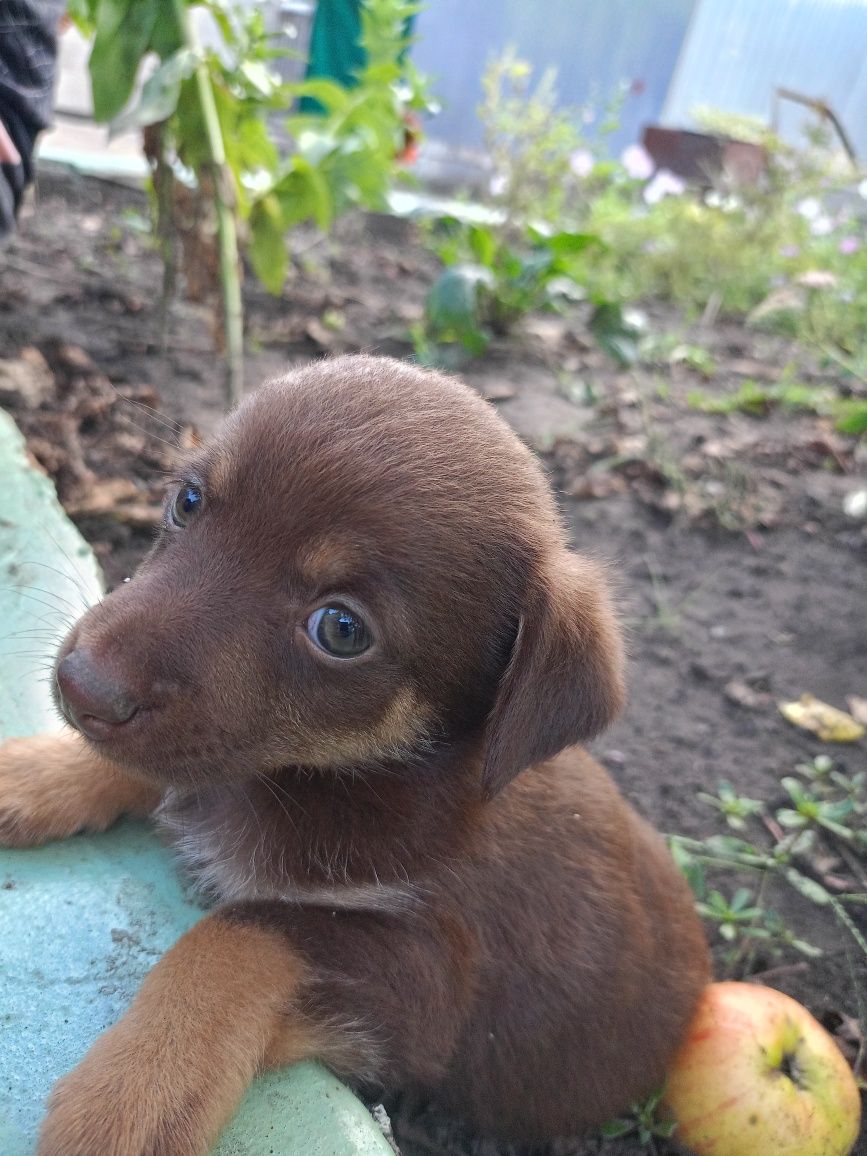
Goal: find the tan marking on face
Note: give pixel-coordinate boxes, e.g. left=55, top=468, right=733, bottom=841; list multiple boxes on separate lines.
left=296, top=534, right=362, bottom=587
left=299, top=685, right=430, bottom=768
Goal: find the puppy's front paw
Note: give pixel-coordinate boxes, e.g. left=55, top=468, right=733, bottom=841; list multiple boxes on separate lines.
left=0, top=734, right=158, bottom=847
left=0, top=737, right=76, bottom=847
left=38, top=1031, right=205, bottom=1156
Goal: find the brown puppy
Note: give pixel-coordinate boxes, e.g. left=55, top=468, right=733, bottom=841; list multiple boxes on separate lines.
left=0, top=355, right=709, bottom=1156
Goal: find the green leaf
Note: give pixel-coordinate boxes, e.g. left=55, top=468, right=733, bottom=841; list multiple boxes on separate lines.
left=781, top=776, right=809, bottom=806
left=425, top=265, right=494, bottom=351
left=239, top=60, right=278, bottom=98
left=543, top=230, right=601, bottom=256
left=467, top=225, right=497, bottom=268
left=589, top=301, right=640, bottom=367
left=730, top=887, right=754, bottom=911
left=704, top=834, right=761, bottom=857
left=599, top=1118, right=634, bottom=1139
left=834, top=399, right=867, bottom=435
left=149, top=0, right=184, bottom=58
left=792, top=937, right=824, bottom=958
left=111, top=47, right=198, bottom=135
left=669, top=839, right=707, bottom=899
left=776, top=809, right=808, bottom=829
left=90, top=0, right=159, bottom=122
left=248, top=193, right=287, bottom=294
left=67, top=0, right=100, bottom=35
left=785, top=869, right=831, bottom=906
left=273, top=159, right=333, bottom=231
left=654, top=1118, right=679, bottom=1139
left=290, top=78, right=353, bottom=115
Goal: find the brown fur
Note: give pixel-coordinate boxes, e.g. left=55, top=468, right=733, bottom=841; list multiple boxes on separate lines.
left=0, top=734, right=158, bottom=846
left=0, top=356, right=709, bottom=1156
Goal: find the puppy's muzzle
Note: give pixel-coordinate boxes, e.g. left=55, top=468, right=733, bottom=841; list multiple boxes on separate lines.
left=56, top=648, right=145, bottom=741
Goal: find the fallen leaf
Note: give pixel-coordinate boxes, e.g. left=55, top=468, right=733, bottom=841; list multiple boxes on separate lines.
left=479, top=381, right=517, bottom=402
left=304, top=318, right=338, bottom=347
left=796, top=269, right=838, bottom=290
left=0, top=349, right=55, bottom=408
left=64, top=477, right=141, bottom=516
left=846, top=696, right=867, bottom=726
left=779, top=694, right=865, bottom=742
left=724, top=679, right=773, bottom=711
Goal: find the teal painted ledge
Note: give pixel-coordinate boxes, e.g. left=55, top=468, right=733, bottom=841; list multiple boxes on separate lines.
left=0, top=410, right=392, bottom=1156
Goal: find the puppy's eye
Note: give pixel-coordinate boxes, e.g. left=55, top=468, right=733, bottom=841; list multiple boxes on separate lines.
left=169, top=484, right=204, bottom=528
left=307, top=606, right=372, bottom=658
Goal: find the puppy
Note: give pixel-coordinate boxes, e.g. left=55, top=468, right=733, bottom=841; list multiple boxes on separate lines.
left=0, top=355, right=709, bottom=1156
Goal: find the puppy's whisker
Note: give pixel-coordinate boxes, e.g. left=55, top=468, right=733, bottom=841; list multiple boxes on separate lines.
left=21, top=560, right=96, bottom=612
left=113, top=388, right=184, bottom=435
left=39, top=526, right=101, bottom=607
left=120, top=413, right=184, bottom=454
left=1, top=588, right=75, bottom=626
left=14, top=583, right=80, bottom=614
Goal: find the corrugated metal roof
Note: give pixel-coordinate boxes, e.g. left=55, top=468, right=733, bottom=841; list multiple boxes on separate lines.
left=663, top=0, right=867, bottom=158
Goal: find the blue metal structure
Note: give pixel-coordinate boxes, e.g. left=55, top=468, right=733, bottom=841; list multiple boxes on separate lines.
left=663, top=0, right=867, bottom=158
left=411, top=0, right=697, bottom=158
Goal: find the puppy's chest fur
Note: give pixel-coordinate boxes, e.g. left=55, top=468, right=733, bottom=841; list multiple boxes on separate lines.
left=156, top=784, right=425, bottom=916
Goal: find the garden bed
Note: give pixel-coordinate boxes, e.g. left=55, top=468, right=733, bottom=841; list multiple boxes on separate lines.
left=1, top=165, right=864, bottom=1155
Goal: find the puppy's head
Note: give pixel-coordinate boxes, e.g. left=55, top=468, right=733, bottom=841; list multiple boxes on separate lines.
left=54, top=356, right=624, bottom=796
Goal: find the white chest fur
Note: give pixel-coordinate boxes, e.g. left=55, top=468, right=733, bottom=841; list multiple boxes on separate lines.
left=155, top=787, right=422, bottom=915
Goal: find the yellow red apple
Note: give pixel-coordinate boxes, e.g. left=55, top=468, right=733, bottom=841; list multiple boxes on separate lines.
left=663, top=981, right=862, bottom=1156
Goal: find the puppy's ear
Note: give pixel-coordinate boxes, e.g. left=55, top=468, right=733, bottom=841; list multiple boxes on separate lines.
left=482, top=554, right=625, bottom=799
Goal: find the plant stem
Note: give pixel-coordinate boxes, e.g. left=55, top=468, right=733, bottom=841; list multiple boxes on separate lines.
left=670, top=836, right=867, bottom=962
left=828, top=895, right=867, bottom=960
left=171, top=0, right=244, bottom=406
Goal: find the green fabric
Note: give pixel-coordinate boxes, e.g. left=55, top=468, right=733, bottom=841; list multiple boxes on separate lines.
left=301, top=0, right=416, bottom=112
left=306, top=0, right=367, bottom=92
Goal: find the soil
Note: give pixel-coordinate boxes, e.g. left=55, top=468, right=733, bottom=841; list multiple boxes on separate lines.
left=1, top=166, right=865, bottom=1156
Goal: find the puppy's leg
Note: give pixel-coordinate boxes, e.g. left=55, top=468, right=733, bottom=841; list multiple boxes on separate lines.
left=0, top=732, right=159, bottom=846
left=39, top=905, right=474, bottom=1156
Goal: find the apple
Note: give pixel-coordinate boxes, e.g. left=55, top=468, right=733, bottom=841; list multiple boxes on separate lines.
left=663, top=981, right=862, bottom=1156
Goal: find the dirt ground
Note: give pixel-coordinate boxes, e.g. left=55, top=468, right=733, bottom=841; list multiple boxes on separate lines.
left=1, top=167, right=865, bottom=1155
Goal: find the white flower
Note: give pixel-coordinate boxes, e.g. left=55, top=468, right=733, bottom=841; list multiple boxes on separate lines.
left=489, top=173, right=508, bottom=197
left=569, top=149, right=594, bottom=178
left=796, top=196, right=821, bottom=221
left=621, top=144, right=654, bottom=180
left=843, top=489, right=867, bottom=519
left=643, top=169, right=686, bottom=205
left=810, top=215, right=833, bottom=236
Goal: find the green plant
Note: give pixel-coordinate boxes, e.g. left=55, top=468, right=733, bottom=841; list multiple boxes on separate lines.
left=687, top=376, right=866, bottom=435
left=600, top=1086, right=678, bottom=1151
left=421, top=220, right=601, bottom=356
left=250, top=0, right=430, bottom=294
left=479, top=46, right=620, bottom=229
left=694, top=884, right=821, bottom=967
left=697, top=781, right=763, bottom=830
left=639, top=333, right=717, bottom=377
left=417, top=49, right=638, bottom=363
left=70, top=0, right=427, bottom=402
left=670, top=753, right=867, bottom=974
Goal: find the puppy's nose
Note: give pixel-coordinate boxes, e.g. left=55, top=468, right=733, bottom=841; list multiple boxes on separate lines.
left=56, top=648, right=141, bottom=739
